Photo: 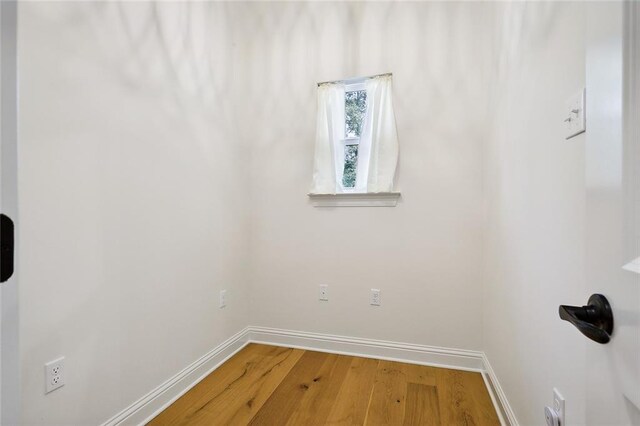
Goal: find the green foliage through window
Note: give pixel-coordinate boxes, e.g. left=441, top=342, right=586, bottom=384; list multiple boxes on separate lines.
left=343, top=89, right=366, bottom=188
left=345, top=90, right=367, bottom=137
left=342, top=145, right=358, bottom=188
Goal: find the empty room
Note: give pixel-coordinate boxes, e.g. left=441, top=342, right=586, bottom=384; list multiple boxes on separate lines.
left=0, top=0, right=639, bottom=425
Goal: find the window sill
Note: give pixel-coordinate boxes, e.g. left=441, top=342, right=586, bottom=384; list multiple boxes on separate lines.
left=307, top=192, right=401, bottom=207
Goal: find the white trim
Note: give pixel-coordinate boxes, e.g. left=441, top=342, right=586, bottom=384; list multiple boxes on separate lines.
left=100, top=327, right=251, bottom=426
left=102, top=326, right=514, bottom=426
left=247, top=326, right=484, bottom=371
left=482, top=353, right=519, bottom=426
left=345, top=81, right=366, bottom=92
left=481, top=372, right=507, bottom=426
left=308, top=191, right=401, bottom=207
left=317, top=72, right=391, bottom=87
left=341, top=137, right=360, bottom=146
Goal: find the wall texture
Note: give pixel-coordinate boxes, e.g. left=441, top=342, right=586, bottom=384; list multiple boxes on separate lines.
left=18, top=3, right=251, bottom=424
left=482, top=3, right=588, bottom=425
left=244, top=1, right=494, bottom=350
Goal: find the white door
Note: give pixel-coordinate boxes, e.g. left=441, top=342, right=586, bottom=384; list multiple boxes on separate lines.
left=1, top=1, right=19, bottom=424
left=584, top=2, right=640, bottom=424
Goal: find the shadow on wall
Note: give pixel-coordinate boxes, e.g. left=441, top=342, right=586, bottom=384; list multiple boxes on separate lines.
left=32, top=1, right=563, bottom=149
left=491, top=1, right=560, bottom=88
left=240, top=2, right=500, bottom=143
left=223, top=1, right=516, bottom=191
left=32, top=1, right=251, bottom=159
left=33, top=1, right=563, bottom=160
left=90, top=2, right=239, bottom=109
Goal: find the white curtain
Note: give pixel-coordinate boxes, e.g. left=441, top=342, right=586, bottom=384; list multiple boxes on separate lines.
left=310, top=83, right=345, bottom=194
left=359, top=75, right=399, bottom=193
left=311, top=75, right=398, bottom=194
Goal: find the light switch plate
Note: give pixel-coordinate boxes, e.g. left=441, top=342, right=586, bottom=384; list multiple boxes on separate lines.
left=623, top=256, right=640, bottom=274
left=565, top=89, right=586, bottom=139
left=219, top=290, right=227, bottom=308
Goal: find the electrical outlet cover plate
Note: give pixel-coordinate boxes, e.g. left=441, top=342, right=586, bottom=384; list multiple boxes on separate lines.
left=45, top=357, right=65, bottom=394
left=319, top=285, right=328, bottom=301
left=370, top=289, right=381, bottom=306
left=553, top=388, right=565, bottom=425
left=219, top=290, right=227, bottom=308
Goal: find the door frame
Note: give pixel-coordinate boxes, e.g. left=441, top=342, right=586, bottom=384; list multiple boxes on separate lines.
left=624, top=0, right=640, bottom=266
left=1, top=1, right=19, bottom=424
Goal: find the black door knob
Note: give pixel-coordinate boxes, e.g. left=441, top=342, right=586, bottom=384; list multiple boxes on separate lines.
left=0, top=214, right=14, bottom=283
left=559, top=294, right=613, bottom=344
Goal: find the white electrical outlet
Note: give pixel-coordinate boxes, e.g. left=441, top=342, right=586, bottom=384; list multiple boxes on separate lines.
left=553, top=388, right=565, bottom=425
left=370, top=289, right=381, bottom=306
left=45, top=357, right=65, bottom=394
left=319, top=285, right=328, bottom=301
left=219, top=290, right=227, bottom=308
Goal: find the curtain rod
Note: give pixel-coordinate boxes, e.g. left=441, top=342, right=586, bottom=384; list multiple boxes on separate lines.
left=317, top=72, right=392, bottom=86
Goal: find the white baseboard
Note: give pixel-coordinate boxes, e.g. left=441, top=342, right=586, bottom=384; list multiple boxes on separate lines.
left=482, top=353, right=519, bottom=426
left=100, top=327, right=251, bottom=426
left=102, top=326, right=516, bottom=426
left=247, top=326, right=485, bottom=372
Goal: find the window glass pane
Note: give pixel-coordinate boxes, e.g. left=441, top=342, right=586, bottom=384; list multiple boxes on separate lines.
left=345, top=90, right=367, bottom=137
left=342, top=145, right=358, bottom=188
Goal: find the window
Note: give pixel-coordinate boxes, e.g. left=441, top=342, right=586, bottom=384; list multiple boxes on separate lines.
left=342, top=84, right=367, bottom=188
left=310, top=73, right=399, bottom=199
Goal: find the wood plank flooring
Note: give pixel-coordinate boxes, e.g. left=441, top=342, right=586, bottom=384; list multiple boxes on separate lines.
left=148, top=344, right=500, bottom=426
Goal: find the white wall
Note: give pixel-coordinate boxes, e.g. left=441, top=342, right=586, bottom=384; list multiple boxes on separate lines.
left=16, top=3, right=499, bottom=423
left=15, top=2, right=617, bottom=426
left=482, top=3, right=588, bottom=425
left=17, top=3, right=251, bottom=424
left=244, top=1, right=494, bottom=351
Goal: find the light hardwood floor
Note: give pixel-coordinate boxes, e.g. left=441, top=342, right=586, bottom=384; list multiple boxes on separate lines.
left=148, top=344, right=500, bottom=426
